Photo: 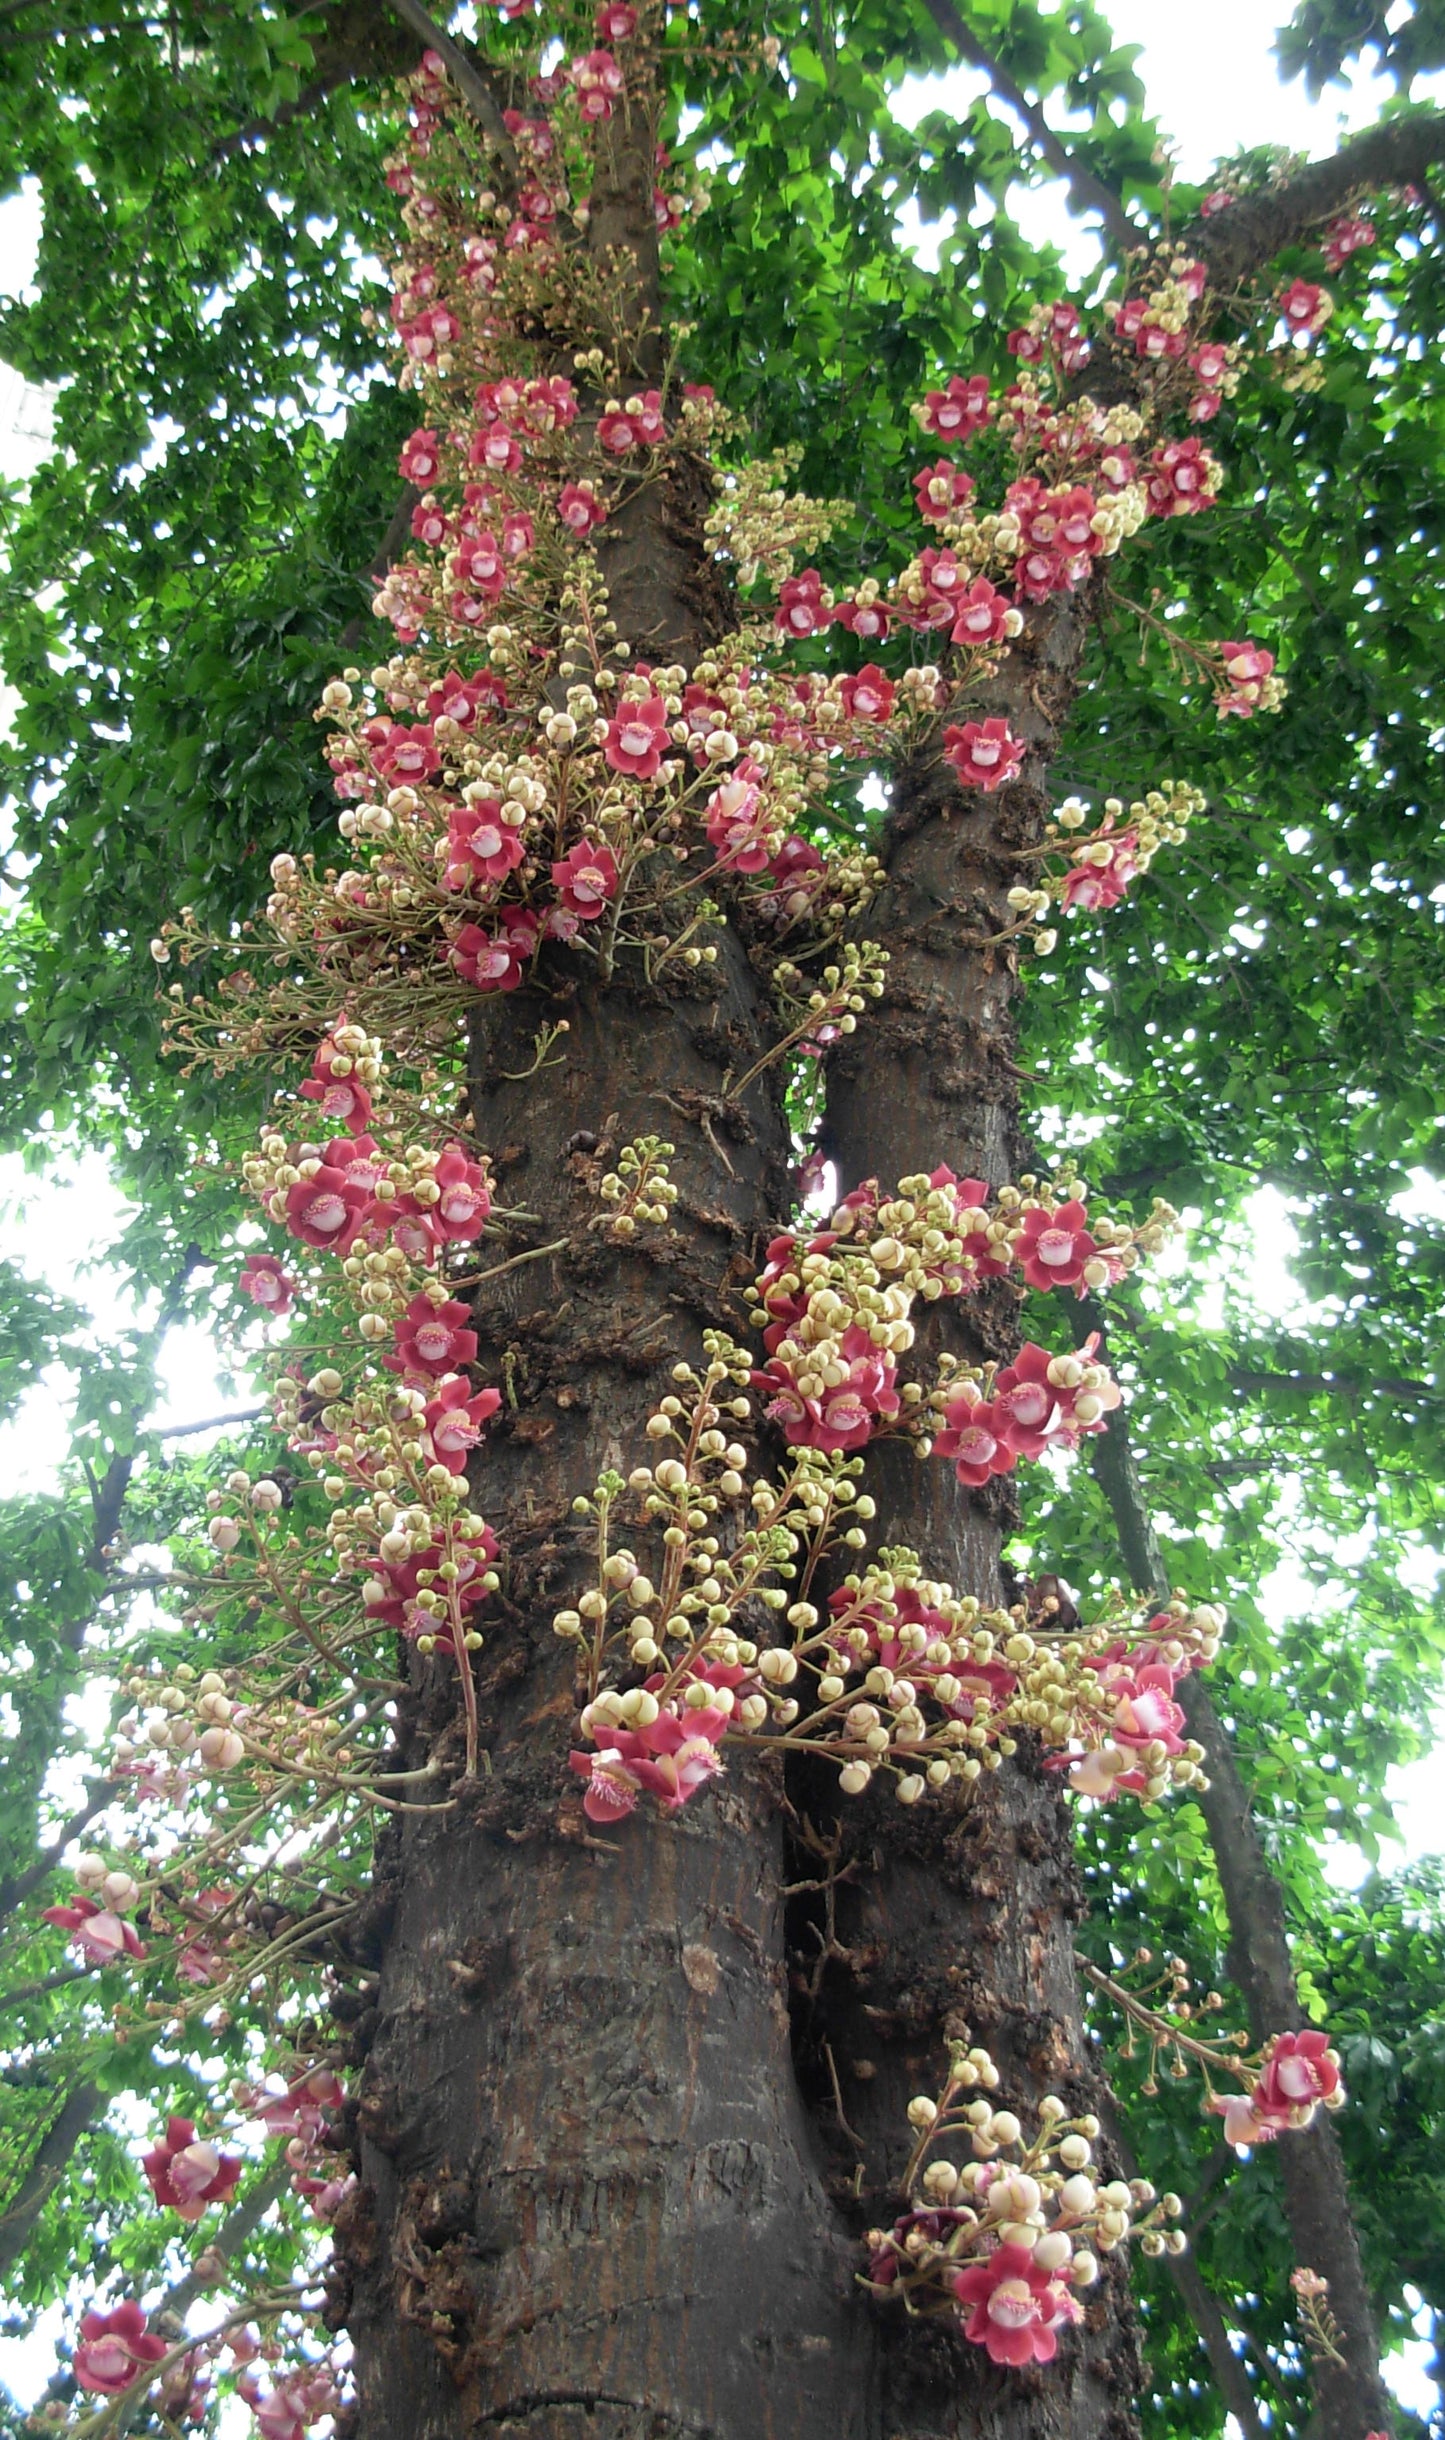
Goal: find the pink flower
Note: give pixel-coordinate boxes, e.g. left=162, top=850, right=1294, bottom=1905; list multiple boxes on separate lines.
left=953, top=2241, right=1083, bottom=2366
left=949, top=577, right=1012, bottom=650
left=556, top=480, right=607, bottom=534
left=595, top=0, right=636, bottom=35
left=423, top=1376, right=502, bottom=1473
left=920, top=373, right=990, bottom=439
left=385, top=1292, right=479, bottom=1379
left=989, top=1342, right=1062, bottom=1457
left=398, top=427, right=441, bottom=484
left=1016, top=1201, right=1098, bottom=1291
left=933, top=1387, right=1019, bottom=1488
left=942, top=718, right=1024, bottom=793
left=761, top=833, right=827, bottom=922
left=251, top=2368, right=338, bottom=2440
left=705, top=763, right=772, bottom=872
left=569, top=1752, right=641, bottom=1822
left=449, top=910, right=538, bottom=992
left=834, top=592, right=891, bottom=641
left=839, top=664, right=895, bottom=722
left=1006, top=326, right=1045, bottom=362
left=552, top=840, right=619, bottom=917
left=775, top=569, right=831, bottom=638
left=298, top=1039, right=372, bottom=1134
left=444, top=798, right=526, bottom=890
left=913, top=459, right=975, bottom=524
left=239, top=1252, right=295, bottom=1315
left=1253, top=2029, right=1343, bottom=2128
left=1146, top=435, right=1217, bottom=517
left=42, top=1895, right=146, bottom=1964
left=1061, top=824, right=1141, bottom=910
left=1213, top=639, right=1276, bottom=719
left=604, top=695, right=668, bottom=778
left=1279, top=277, right=1332, bottom=335
left=142, top=2118, right=243, bottom=2221
left=432, top=1145, right=492, bottom=1241
left=73, top=2304, right=168, bottom=2395
left=571, top=1662, right=740, bottom=1821
left=570, top=45, right=625, bottom=116
left=374, top=721, right=441, bottom=783
left=1323, top=213, right=1373, bottom=269
left=246, top=2067, right=345, bottom=2146
left=284, top=1165, right=369, bottom=1252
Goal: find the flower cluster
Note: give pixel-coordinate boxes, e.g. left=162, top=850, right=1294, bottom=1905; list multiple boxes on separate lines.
left=559, top=1312, right=1220, bottom=1817
left=1000, top=780, right=1207, bottom=950
left=1078, top=1950, right=1347, bottom=2156
left=864, top=2045, right=1182, bottom=2365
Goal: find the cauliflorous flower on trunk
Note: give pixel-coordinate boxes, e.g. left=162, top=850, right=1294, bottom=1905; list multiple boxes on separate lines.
left=1279, top=277, right=1332, bottom=336
left=839, top=664, right=895, bottom=723
left=432, top=1145, right=492, bottom=1240
left=942, top=718, right=1025, bottom=793
left=1015, top=1201, right=1098, bottom=1290
left=912, top=459, right=975, bottom=523
left=239, top=1252, right=295, bottom=1315
left=775, top=569, right=831, bottom=637
left=385, top=1292, right=479, bottom=1378
left=1213, top=640, right=1277, bottom=718
left=444, top=798, right=527, bottom=890
left=952, top=2243, right=1084, bottom=2365
left=918, top=372, right=990, bottom=440
left=933, top=1386, right=1019, bottom=1487
left=449, top=908, right=538, bottom=991
left=251, top=2368, right=340, bottom=2440
left=603, top=695, right=668, bottom=778
left=42, top=1894, right=146, bottom=1963
left=1253, top=2029, right=1344, bottom=2125
left=142, top=2118, right=243, bottom=2220
left=423, top=1377, right=502, bottom=1473
left=398, top=426, right=441, bottom=482
left=284, top=1165, right=369, bottom=1252
left=552, top=840, right=620, bottom=917
left=557, top=480, right=607, bottom=534
left=1061, top=826, right=1141, bottom=910
left=949, top=576, right=1013, bottom=649
left=705, top=764, right=772, bottom=871
left=73, top=2304, right=168, bottom=2394
left=298, top=1040, right=372, bottom=1133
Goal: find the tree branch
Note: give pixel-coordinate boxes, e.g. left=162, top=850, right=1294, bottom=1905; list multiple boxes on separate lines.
left=918, top=0, right=1138, bottom=255
left=1192, top=107, right=1445, bottom=285
left=1067, top=1288, right=1394, bottom=2434
left=208, top=71, right=357, bottom=165
left=380, top=0, right=520, bottom=179
left=1101, top=2101, right=1265, bottom=2440
left=156, top=1405, right=267, bottom=1438
left=0, top=2083, right=99, bottom=2278
left=0, top=1778, right=118, bottom=1932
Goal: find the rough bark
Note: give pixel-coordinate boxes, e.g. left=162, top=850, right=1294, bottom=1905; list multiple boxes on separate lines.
left=1082, top=1302, right=1393, bottom=2439
left=818, top=587, right=1145, bottom=2439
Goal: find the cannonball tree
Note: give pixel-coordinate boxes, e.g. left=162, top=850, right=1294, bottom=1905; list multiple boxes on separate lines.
left=2, top=5, right=1445, bottom=2440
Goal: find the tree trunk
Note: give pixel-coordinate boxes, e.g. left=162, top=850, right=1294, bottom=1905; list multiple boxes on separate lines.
left=816, top=587, right=1145, bottom=2439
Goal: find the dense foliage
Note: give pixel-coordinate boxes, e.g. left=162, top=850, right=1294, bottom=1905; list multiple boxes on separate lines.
left=0, top=1, right=1442, bottom=2433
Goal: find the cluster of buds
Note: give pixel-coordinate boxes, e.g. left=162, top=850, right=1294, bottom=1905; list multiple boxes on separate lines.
left=561, top=1318, right=1220, bottom=1818
left=746, top=1168, right=1174, bottom=1467
left=1002, top=780, right=1207, bottom=946
left=594, top=1135, right=680, bottom=1237
left=1079, top=1950, right=1347, bottom=2155
left=864, top=2045, right=1182, bottom=2365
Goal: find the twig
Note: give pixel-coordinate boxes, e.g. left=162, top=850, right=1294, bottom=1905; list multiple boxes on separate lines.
left=382, top=0, right=521, bottom=179
left=918, top=0, right=1138, bottom=255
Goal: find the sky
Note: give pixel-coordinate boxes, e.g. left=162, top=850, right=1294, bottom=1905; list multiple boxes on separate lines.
left=0, top=0, right=1441, bottom=2419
